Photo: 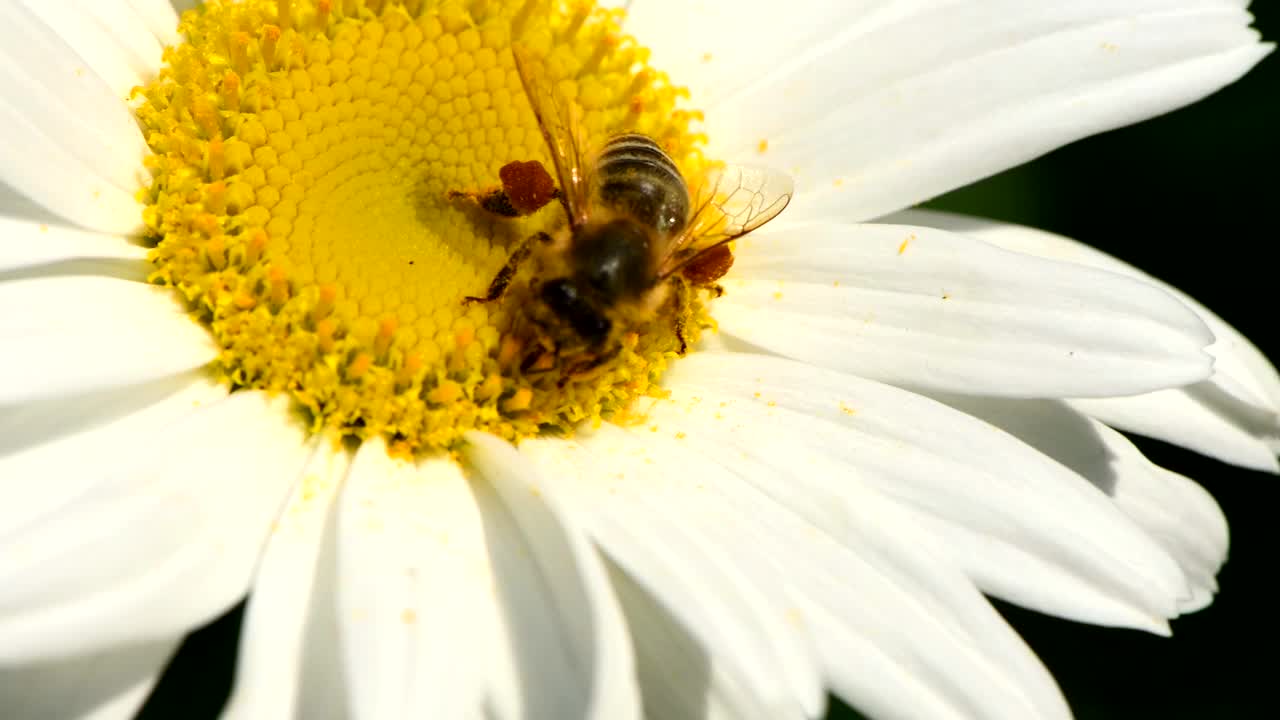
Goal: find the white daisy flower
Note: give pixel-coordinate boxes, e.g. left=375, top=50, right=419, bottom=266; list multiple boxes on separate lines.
left=0, top=1, right=1274, bottom=719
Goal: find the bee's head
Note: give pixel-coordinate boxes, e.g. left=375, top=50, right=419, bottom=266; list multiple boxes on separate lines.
left=540, top=277, right=612, bottom=346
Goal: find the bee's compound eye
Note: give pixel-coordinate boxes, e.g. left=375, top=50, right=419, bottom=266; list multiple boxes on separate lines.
left=541, top=279, right=611, bottom=345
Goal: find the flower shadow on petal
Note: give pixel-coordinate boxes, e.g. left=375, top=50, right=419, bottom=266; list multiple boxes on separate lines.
left=0, top=183, right=69, bottom=228
left=469, top=478, right=610, bottom=719
left=923, top=394, right=1122, bottom=497
left=0, top=372, right=202, bottom=457
left=0, top=257, right=149, bottom=284
left=0, top=637, right=178, bottom=720
left=602, top=556, right=719, bottom=720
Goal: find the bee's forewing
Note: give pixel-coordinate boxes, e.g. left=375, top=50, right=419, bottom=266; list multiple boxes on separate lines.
left=658, top=163, right=793, bottom=279
left=511, top=43, right=593, bottom=230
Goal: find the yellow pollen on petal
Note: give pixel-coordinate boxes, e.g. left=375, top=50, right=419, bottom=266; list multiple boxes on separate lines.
left=138, top=0, right=712, bottom=454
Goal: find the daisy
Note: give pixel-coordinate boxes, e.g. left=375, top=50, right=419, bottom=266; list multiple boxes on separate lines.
left=0, top=1, right=1274, bottom=719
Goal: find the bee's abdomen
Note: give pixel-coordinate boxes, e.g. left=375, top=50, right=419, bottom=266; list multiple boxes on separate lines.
left=595, top=133, right=689, bottom=236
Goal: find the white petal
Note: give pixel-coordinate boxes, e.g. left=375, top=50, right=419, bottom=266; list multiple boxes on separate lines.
left=74, top=1, right=166, bottom=75
left=892, top=209, right=1280, bottom=471
left=0, top=276, right=217, bottom=405
left=464, top=432, right=642, bottom=720
left=0, top=215, right=145, bottom=274
left=925, top=394, right=1228, bottom=614
left=9, top=1, right=159, bottom=97
left=596, top=558, right=749, bottom=720
left=518, top=429, right=824, bottom=720
left=330, top=441, right=492, bottom=720
left=1072, top=390, right=1279, bottom=473
left=0, top=372, right=226, bottom=538
left=721, top=221, right=1213, bottom=397
left=618, top=0, right=877, bottom=109
left=528, top=423, right=1070, bottom=720
left=895, top=208, right=1280, bottom=413
left=0, top=391, right=311, bottom=663
left=659, top=351, right=1188, bottom=632
left=629, top=0, right=1269, bottom=221
left=0, top=637, right=179, bottom=720
left=167, top=0, right=201, bottom=14
left=0, top=182, right=64, bottom=225
left=0, top=97, right=144, bottom=235
left=0, top=2, right=155, bottom=233
left=1110, top=464, right=1227, bottom=613
left=222, top=444, right=351, bottom=720
left=126, top=0, right=183, bottom=48
left=0, top=4, right=152, bottom=189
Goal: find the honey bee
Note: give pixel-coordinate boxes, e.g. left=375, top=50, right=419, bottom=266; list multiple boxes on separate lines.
left=454, top=43, right=792, bottom=378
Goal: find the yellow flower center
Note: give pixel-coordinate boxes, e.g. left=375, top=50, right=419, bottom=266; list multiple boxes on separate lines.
left=136, top=0, right=712, bottom=454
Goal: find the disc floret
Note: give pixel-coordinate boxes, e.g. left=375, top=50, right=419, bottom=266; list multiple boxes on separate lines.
left=137, top=0, right=711, bottom=454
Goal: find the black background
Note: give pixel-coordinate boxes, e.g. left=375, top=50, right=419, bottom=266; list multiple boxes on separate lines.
left=139, top=5, right=1278, bottom=718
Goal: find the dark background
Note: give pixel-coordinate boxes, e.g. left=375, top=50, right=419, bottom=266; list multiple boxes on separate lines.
left=140, top=5, right=1278, bottom=718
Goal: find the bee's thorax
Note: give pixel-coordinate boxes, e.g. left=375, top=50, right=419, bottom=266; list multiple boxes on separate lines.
left=568, top=217, right=655, bottom=303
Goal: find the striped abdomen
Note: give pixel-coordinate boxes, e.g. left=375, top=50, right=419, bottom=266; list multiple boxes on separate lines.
left=594, top=133, right=689, bottom=236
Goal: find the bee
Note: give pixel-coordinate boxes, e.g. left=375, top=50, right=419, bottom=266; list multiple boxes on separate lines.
left=454, top=43, right=792, bottom=378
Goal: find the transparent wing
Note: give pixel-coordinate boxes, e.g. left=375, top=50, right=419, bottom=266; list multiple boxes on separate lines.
left=511, top=43, right=591, bottom=230
left=658, top=163, right=794, bottom=279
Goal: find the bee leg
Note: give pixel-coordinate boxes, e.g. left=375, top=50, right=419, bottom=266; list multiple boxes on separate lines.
left=671, top=279, right=691, bottom=355
left=674, top=317, right=689, bottom=355
left=447, top=187, right=522, bottom=217
left=558, top=346, right=622, bottom=388
left=521, top=346, right=558, bottom=374
left=463, top=231, right=551, bottom=304
left=447, top=160, right=561, bottom=218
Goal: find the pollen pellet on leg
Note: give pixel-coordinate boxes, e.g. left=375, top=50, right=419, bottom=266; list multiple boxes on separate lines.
left=140, top=0, right=711, bottom=454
